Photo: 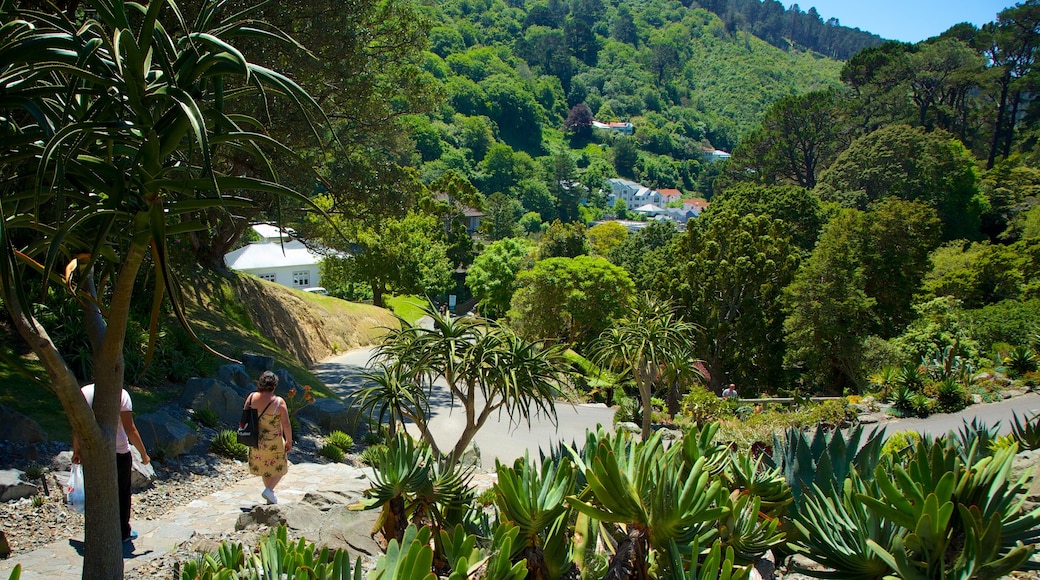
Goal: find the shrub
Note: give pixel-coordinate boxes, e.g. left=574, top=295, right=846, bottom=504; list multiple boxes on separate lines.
left=476, top=487, right=497, bottom=507
left=680, top=386, right=728, bottom=425
left=319, top=443, right=345, bottom=463
left=935, top=378, right=968, bottom=413
left=189, top=406, right=220, bottom=429
left=210, top=430, right=249, bottom=461
left=613, top=395, right=640, bottom=425
left=881, top=430, right=921, bottom=457
left=804, top=400, right=851, bottom=427
left=360, top=444, right=388, bottom=466
left=362, top=431, right=383, bottom=445
left=326, top=431, right=354, bottom=452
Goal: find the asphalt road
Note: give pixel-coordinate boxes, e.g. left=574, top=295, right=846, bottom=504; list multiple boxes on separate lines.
left=311, top=345, right=616, bottom=468
left=877, top=392, right=1040, bottom=438
left=311, top=341, right=1040, bottom=466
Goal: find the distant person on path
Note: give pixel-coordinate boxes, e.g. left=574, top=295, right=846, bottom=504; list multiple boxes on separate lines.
left=246, top=371, right=292, bottom=504
left=722, top=383, right=739, bottom=399
left=72, top=383, right=151, bottom=543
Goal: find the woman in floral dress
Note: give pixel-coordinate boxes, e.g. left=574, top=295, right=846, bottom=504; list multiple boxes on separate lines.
left=245, top=371, right=292, bottom=504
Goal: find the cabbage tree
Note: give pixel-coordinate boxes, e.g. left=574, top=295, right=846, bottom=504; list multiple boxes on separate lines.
left=0, top=0, right=324, bottom=576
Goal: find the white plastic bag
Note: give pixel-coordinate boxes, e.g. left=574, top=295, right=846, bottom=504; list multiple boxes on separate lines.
left=66, top=463, right=85, bottom=513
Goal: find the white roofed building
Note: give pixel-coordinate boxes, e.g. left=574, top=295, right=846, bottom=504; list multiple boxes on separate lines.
left=224, top=225, right=324, bottom=290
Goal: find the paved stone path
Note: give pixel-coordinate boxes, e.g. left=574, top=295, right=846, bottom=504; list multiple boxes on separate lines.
left=0, top=462, right=376, bottom=579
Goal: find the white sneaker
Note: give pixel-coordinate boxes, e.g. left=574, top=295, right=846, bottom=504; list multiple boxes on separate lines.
left=262, top=489, right=278, bottom=505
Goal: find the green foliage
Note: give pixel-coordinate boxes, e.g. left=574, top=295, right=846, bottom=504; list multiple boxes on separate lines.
left=1011, top=412, right=1040, bottom=451
left=935, top=378, right=969, bottom=414
left=320, top=444, right=346, bottom=463
left=882, top=431, right=923, bottom=457
left=784, top=210, right=875, bottom=395
left=190, top=407, right=221, bottom=430
left=510, top=255, right=635, bottom=347
left=680, top=386, right=730, bottom=426
left=495, top=454, right=578, bottom=577
left=537, top=220, right=590, bottom=259
left=665, top=210, right=800, bottom=394
left=465, top=238, right=535, bottom=319
left=859, top=441, right=1040, bottom=579
left=766, top=425, right=885, bottom=526
left=361, top=445, right=389, bottom=467
left=210, top=430, right=249, bottom=462
left=327, top=431, right=355, bottom=453
left=815, top=125, right=985, bottom=241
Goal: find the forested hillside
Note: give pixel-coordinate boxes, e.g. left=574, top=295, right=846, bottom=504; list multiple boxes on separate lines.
left=695, top=0, right=884, bottom=59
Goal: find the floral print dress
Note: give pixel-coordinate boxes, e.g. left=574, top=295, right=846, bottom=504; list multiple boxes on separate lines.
left=248, top=398, right=287, bottom=477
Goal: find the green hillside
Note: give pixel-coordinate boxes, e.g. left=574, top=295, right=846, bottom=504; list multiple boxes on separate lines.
left=408, top=0, right=844, bottom=198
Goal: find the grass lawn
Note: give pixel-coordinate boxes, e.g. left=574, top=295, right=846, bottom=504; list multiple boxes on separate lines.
left=385, top=295, right=429, bottom=325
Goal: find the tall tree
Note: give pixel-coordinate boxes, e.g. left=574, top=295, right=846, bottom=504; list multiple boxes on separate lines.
left=466, top=238, right=535, bottom=318
left=980, top=1, right=1040, bottom=169
left=725, top=90, right=848, bottom=189
left=860, top=199, right=943, bottom=337
left=375, top=305, right=570, bottom=463
left=0, top=0, right=324, bottom=575
left=509, top=256, right=634, bottom=347
left=815, top=124, right=985, bottom=241
left=661, top=211, right=800, bottom=393
left=589, top=295, right=698, bottom=439
left=784, top=210, right=877, bottom=396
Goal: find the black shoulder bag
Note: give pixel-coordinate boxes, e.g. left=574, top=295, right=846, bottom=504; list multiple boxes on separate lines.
left=237, top=394, right=274, bottom=448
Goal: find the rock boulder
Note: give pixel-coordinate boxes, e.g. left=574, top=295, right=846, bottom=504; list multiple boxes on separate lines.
left=181, top=378, right=250, bottom=426
left=219, top=364, right=255, bottom=391
left=296, top=398, right=358, bottom=434
left=0, top=406, right=47, bottom=443
left=135, top=411, right=199, bottom=458
left=0, top=468, right=39, bottom=502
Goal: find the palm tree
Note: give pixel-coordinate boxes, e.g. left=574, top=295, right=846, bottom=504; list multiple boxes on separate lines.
left=588, top=295, right=699, bottom=439
left=0, top=0, right=324, bottom=575
left=373, top=303, right=571, bottom=463
left=353, top=361, right=430, bottom=439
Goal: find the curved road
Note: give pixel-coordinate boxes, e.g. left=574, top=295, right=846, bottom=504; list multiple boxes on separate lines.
left=311, top=345, right=615, bottom=469
left=311, top=343, right=1040, bottom=467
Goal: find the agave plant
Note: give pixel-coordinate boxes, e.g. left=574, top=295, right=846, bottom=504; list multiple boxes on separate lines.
left=495, top=454, right=578, bottom=578
left=767, top=425, right=884, bottom=516
left=1011, top=412, right=1040, bottom=451
left=792, top=472, right=899, bottom=579
left=566, top=431, right=727, bottom=578
left=1006, top=345, right=1038, bottom=378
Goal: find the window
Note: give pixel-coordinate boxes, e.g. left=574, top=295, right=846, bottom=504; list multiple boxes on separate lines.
left=258, top=273, right=276, bottom=282
left=292, top=271, right=310, bottom=287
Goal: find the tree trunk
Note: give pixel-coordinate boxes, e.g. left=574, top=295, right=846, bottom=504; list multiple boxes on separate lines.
left=372, top=282, right=385, bottom=308
left=987, top=77, right=1010, bottom=169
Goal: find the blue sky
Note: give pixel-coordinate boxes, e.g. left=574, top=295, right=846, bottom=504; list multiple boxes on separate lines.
left=800, top=0, right=1014, bottom=43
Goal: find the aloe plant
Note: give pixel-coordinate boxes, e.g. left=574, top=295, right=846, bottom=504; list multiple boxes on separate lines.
left=662, top=538, right=752, bottom=580
left=371, top=526, right=437, bottom=580
left=792, top=473, right=899, bottom=579
left=715, top=493, right=785, bottom=563
left=495, top=454, right=578, bottom=578
left=723, top=453, right=792, bottom=520
left=566, top=431, right=727, bottom=577
left=353, top=433, right=433, bottom=543
left=858, top=440, right=1040, bottom=578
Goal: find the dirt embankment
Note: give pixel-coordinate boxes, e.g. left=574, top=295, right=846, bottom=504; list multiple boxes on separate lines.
left=232, top=277, right=398, bottom=366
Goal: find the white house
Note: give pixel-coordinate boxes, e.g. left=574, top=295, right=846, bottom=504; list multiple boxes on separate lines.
left=607, top=178, right=664, bottom=210
left=224, top=225, right=323, bottom=290
left=591, top=120, right=634, bottom=134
